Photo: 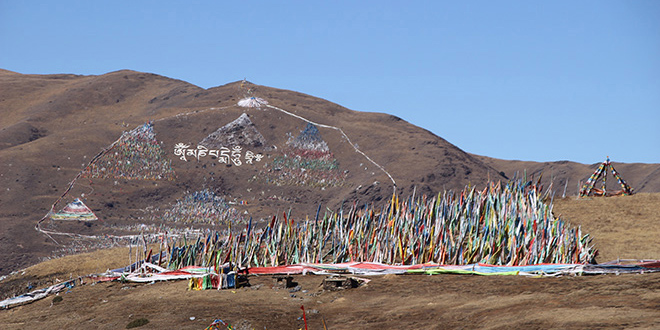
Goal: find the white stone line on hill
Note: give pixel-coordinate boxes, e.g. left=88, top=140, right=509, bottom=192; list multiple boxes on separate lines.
left=154, top=103, right=397, bottom=192
left=35, top=139, right=123, bottom=243
left=154, top=106, right=233, bottom=122
left=34, top=107, right=233, bottom=241
left=35, top=224, right=164, bottom=241
left=264, top=104, right=397, bottom=191
left=34, top=102, right=397, bottom=242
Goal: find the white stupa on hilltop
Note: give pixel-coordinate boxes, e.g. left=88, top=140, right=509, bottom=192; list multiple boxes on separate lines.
left=237, top=96, right=268, bottom=108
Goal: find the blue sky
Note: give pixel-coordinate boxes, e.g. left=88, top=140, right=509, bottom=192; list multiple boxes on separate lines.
left=2, top=1, right=658, bottom=164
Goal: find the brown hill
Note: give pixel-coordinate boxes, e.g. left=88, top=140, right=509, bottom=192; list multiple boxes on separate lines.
left=3, top=69, right=660, bottom=328
left=2, top=69, right=659, bottom=278
left=0, top=70, right=503, bottom=276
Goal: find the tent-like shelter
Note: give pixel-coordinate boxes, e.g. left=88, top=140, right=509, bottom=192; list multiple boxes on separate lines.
left=579, top=157, right=634, bottom=197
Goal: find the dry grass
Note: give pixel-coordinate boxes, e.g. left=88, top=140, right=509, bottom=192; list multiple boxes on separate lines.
left=554, top=193, right=660, bottom=262
left=21, top=247, right=131, bottom=278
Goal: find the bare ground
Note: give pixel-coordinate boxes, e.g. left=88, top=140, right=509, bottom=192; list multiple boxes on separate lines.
left=2, top=193, right=660, bottom=329
left=3, top=271, right=660, bottom=329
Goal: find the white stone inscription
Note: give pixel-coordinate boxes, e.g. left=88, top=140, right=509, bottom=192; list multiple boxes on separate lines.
left=174, top=143, right=263, bottom=166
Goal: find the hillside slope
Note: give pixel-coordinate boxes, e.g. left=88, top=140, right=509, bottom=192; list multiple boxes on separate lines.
left=0, top=70, right=502, bottom=275
left=2, top=70, right=658, bottom=276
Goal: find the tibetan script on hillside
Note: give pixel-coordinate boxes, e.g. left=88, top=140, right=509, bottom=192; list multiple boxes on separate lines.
left=174, top=143, right=263, bottom=166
